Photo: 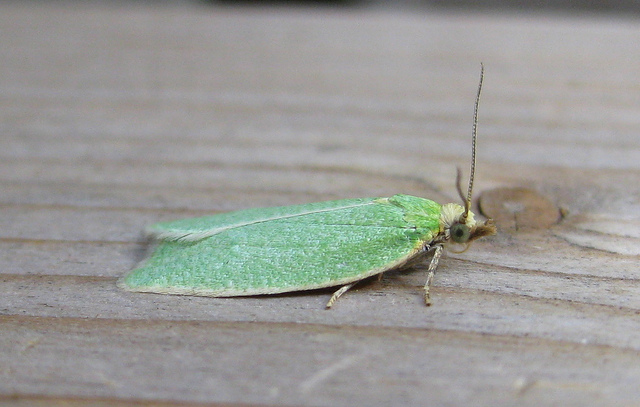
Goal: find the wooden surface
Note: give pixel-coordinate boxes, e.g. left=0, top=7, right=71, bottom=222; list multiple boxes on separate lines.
left=2, top=3, right=640, bottom=406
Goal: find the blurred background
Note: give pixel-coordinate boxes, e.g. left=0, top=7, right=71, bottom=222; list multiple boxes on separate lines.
left=10, top=0, right=640, bottom=13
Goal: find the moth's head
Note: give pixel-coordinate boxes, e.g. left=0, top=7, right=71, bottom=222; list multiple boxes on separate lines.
left=439, top=203, right=496, bottom=246
left=439, top=64, right=495, bottom=247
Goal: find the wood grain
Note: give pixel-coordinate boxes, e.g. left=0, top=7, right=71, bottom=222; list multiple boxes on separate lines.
left=1, top=3, right=639, bottom=406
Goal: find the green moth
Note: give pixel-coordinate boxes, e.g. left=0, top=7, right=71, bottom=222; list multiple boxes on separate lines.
left=119, top=66, right=496, bottom=308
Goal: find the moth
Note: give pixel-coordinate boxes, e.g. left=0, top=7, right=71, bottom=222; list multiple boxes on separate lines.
left=119, top=66, right=496, bottom=308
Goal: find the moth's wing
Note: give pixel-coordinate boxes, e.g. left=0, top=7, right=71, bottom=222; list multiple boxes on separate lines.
left=145, top=198, right=377, bottom=242
left=120, top=195, right=441, bottom=296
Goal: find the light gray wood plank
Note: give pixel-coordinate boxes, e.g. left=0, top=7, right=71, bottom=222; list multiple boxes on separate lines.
left=1, top=3, right=639, bottom=406
left=2, top=315, right=640, bottom=407
left=2, top=272, right=640, bottom=351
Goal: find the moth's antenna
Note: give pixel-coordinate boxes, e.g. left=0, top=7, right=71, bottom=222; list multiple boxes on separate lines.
left=461, top=63, right=484, bottom=222
left=456, top=167, right=465, bottom=204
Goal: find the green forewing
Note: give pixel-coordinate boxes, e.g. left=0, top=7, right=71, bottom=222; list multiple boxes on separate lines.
left=121, top=194, right=441, bottom=296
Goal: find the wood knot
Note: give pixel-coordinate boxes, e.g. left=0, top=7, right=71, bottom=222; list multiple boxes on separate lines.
left=478, top=187, right=560, bottom=232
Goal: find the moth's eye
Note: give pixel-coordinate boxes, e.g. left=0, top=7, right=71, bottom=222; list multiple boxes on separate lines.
left=450, top=223, right=471, bottom=243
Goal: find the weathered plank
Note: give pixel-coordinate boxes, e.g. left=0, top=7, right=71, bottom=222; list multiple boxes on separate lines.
left=2, top=315, right=640, bottom=406
left=1, top=2, right=640, bottom=406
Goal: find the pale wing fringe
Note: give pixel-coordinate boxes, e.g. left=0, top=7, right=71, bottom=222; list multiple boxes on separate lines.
left=147, top=201, right=378, bottom=243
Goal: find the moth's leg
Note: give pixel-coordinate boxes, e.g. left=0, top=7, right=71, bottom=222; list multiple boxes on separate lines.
left=326, top=283, right=355, bottom=309
left=423, top=244, right=444, bottom=306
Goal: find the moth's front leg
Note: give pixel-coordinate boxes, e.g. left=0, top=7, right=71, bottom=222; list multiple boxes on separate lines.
left=423, top=244, right=443, bottom=306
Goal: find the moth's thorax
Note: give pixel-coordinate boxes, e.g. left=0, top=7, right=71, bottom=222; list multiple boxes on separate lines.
left=439, top=203, right=476, bottom=238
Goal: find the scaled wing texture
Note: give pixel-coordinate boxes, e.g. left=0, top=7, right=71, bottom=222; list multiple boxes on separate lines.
left=120, top=195, right=441, bottom=296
